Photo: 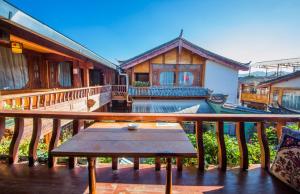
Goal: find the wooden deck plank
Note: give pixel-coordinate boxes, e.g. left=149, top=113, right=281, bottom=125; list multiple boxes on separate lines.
left=0, top=163, right=297, bottom=194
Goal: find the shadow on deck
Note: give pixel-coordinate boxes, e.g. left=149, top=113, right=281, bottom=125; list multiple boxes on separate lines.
left=0, top=163, right=297, bottom=194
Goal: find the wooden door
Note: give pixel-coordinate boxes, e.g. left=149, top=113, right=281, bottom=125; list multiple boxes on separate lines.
left=48, top=63, right=58, bottom=88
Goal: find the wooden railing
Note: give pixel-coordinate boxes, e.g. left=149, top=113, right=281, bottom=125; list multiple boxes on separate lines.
left=0, top=110, right=299, bottom=171
left=0, top=85, right=112, bottom=110
left=241, top=93, right=269, bottom=104
left=111, top=85, right=127, bottom=100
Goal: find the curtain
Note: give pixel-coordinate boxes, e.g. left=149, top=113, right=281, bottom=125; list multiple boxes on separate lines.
left=178, top=72, right=194, bottom=86
left=159, top=72, right=174, bottom=86
left=58, top=62, right=72, bottom=87
left=0, top=46, right=28, bottom=89
left=282, top=91, right=300, bottom=111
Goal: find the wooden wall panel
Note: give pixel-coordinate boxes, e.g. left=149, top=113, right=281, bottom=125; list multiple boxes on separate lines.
left=192, top=55, right=205, bottom=64
left=133, top=61, right=149, bottom=73
left=151, top=55, right=163, bottom=64
left=179, top=48, right=192, bottom=64
left=164, top=49, right=177, bottom=64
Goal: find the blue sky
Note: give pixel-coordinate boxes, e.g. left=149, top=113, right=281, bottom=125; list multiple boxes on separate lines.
left=7, top=0, right=300, bottom=66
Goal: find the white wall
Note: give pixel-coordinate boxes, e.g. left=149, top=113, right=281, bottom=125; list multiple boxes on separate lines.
left=273, top=76, right=300, bottom=88
left=204, top=60, right=239, bottom=103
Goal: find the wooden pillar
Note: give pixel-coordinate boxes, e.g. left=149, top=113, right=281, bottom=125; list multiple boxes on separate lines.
left=276, top=121, right=286, bottom=141
left=29, top=118, right=42, bottom=166
left=72, top=61, right=81, bottom=88
left=112, top=157, right=118, bottom=170
left=48, top=119, right=61, bottom=168
left=155, top=157, right=161, bottom=171
left=236, top=122, right=248, bottom=170
left=9, top=118, right=24, bottom=164
left=83, top=68, right=90, bottom=87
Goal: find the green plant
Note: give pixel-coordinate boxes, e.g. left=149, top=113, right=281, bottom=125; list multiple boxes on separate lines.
left=133, top=81, right=150, bottom=87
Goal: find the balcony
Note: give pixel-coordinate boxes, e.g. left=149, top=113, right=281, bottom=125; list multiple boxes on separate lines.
left=0, top=111, right=299, bottom=193
left=240, top=93, right=269, bottom=104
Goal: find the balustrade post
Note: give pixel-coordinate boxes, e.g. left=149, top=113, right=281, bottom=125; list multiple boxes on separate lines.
left=236, top=122, right=248, bottom=170
left=276, top=121, right=286, bottom=142
left=9, top=118, right=24, bottom=164
left=48, top=119, right=61, bottom=168
left=0, top=117, right=5, bottom=141
left=257, top=122, right=270, bottom=170
left=36, top=95, right=40, bottom=109
left=196, top=120, right=205, bottom=171
left=216, top=121, right=226, bottom=171
left=29, top=118, right=42, bottom=166
left=20, top=98, right=25, bottom=110
left=29, top=97, right=33, bottom=110
left=69, top=119, right=84, bottom=168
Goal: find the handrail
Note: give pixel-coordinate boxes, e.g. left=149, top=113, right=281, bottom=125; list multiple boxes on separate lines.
left=0, top=85, right=112, bottom=110
left=0, top=110, right=299, bottom=171
left=1, top=85, right=110, bottom=100
left=0, top=110, right=298, bottom=122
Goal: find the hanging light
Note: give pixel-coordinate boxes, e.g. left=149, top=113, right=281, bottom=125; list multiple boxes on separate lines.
left=11, top=41, right=23, bottom=54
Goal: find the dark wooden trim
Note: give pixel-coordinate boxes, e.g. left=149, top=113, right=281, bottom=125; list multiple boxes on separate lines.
left=88, top=157, right=96, bottom=194
left=216, top=121, right=226, bottom=171
left=257, top=122, right=270, bottom=170
left=155, top=157, right=161, bottom=171
left=48, top=119, right=61, bottom=168
left=165, top=157, right=172, bottom=194
left=134, top=157, right=140, bottom=170
left=9, top=118, right=24, bottom=164
left=69, top=119, right=83, bottom=169
left=29, top=118, right=42, bottom=166
left=196, top=120, right=204, bottom=171
left=236, top=122, right=248, bottom=170
left=0, top=117, right=5, bottom=141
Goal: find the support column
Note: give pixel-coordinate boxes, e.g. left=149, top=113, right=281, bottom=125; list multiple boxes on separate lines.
left=83, top=68, right=90, bottom=87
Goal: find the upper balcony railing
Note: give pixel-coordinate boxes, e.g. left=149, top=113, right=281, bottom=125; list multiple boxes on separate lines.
left=0, top=110, right=298, bottom=170
left=0, top=85, right=112, bottom=110
left=241, top=93, right=269, bottom=104
left=129, top=86, right=210, bottom=98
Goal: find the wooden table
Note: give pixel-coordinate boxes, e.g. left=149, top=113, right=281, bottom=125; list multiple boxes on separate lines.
left=51, top=122, right=197, bottom=194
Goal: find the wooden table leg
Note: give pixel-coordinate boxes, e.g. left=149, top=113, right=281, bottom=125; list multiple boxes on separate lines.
left=88, top=157, right=96, bottom=194
left=165, top=158, right=172, bottom=194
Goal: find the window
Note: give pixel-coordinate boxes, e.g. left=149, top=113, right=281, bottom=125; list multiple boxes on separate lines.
left=178, top=72, right=194, bottom=86
left=135, top=73, right=149, bottom=82
left=58, top=62, right=72, bottom=87
left=282, top=90, right=300, bottom=111
left=159, top=72, right=175, bottom=86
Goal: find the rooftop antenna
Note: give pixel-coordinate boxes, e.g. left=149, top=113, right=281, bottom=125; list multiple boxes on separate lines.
left=179, top=29, right=183, bottom=38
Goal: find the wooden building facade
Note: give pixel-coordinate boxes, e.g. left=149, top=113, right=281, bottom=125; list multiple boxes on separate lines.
left=121, top=35, right=249, bottom=103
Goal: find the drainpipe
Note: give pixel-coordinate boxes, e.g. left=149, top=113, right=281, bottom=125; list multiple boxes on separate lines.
left=117, top=68, right=128, bottom=91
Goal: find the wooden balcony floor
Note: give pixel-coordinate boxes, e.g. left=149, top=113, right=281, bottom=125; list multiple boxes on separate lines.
left=0, top=163, right=297, bottom=194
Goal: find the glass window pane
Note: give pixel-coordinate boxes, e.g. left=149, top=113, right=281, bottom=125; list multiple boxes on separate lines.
left=178, top=72, right=194, bottom=86
left=159, top=72, right=175, bottom=86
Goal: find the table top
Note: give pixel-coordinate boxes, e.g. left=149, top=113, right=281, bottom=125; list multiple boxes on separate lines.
left=51, top=122, right=197, bottom=158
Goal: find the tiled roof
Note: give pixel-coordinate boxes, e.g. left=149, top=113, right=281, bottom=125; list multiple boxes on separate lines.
left=258, top=71, right=300, bottom=87
left=121, top=37, right=249, bottom=70
left=128, top=86, right=210, bottom=97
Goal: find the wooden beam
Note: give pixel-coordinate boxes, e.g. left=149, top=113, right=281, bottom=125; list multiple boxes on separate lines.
left=48, top=119, right=61, bottom=168
left=29, top=118, right=42, bottom=166
left=216, top=121, right=226, bottom=171
left=236, top=122, right=248, bottom=170
left=9, top=118, right=24, bottom=164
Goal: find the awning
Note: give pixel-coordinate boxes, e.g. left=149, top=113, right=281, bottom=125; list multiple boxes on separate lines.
left=132, top=99, right=215, bottom=113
